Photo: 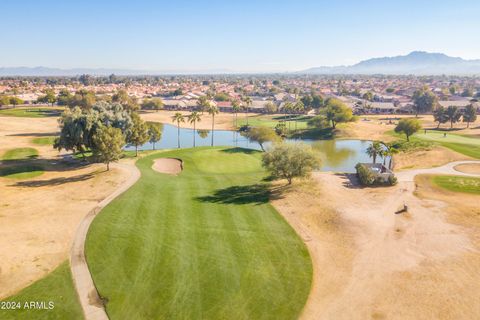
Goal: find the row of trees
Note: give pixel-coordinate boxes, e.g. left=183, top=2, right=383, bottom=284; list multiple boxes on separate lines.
left=55, top=101, right=163, bottom=169
left=0, top=95, right=24, bottom=106
left=433, top=105, right=477, bottom=129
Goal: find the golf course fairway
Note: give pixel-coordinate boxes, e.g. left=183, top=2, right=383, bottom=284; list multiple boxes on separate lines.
left=86, top=147, right=312, bottom=319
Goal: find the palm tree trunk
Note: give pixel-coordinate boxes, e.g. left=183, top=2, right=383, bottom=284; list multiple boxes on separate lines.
left=193, top=122, right=196, bottom=147
left=177, top=122, right=180, bottom=148
left=211, top=115, right=215, bottom=146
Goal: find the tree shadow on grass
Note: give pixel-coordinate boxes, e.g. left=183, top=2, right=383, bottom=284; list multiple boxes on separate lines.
left=195, top=183, right=285, bottom=205
left=12, top=173, right=95, bottom=187
left=7, top=132, right=58, bottom=137
left=220, top=147, right=260, bottom=155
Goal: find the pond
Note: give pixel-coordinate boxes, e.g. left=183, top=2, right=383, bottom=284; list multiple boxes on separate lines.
left=126, top=124, right=384, bottom=173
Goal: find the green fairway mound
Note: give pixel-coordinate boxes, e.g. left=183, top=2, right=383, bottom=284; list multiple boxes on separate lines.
left=86, top=146, right=312, bottom=320
left=0, top=262, right=83, bottom=320
left=432, top=175, right=480, bottom=194
left=2, top=148, right=38, bottom=160
left=31, top=136, right=56, bottom=146
left=0, top=165, right=44, bottom=179
left=0, top=107, right=63, bottom=118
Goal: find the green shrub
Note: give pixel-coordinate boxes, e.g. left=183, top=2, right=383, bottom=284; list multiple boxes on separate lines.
left=355, top=163, right=376, bottom=185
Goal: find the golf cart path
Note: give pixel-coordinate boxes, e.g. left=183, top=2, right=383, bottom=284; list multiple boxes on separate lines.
left=70, top=162, right=140, bottom=320
left=396, top=160, right=480, bottom=181
left=295, top=160, right=480, bottom=320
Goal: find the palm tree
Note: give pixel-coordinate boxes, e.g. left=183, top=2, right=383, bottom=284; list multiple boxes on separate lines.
left=231, top=99, right=241, bottom=128
left=366, top=141, right=383, bottom=164
left=187, top=111, right=202, bottom=147
left=171, top=112, right=185, bottom=148
left=381, top=143, right=399, bottom=170
left=242, top=96, right=252, bottom=126
left=293, top=100, right=305, bottom=131
left=207, top=104, right=219, bottom=146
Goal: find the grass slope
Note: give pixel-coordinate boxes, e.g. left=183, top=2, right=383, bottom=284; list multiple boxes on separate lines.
left=32, top=136, right=56, bottom=146
left=0, top=107, right=63, bottom=118
left=389, top=130, right=480, bottom=159
left=2, top=148, right=38, bottom=160
left=86, top=147, right=312, bottom=320
left=0, top=262, right=83, bottom=320
left=432, top=175, right=480, bottom=194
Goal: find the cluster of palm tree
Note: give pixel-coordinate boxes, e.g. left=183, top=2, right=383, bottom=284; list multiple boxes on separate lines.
left=282, top=100, right=306, bottom=132
left=365, top=141, right=399, bottom=170
left=171, top=104, right=219, bottom=148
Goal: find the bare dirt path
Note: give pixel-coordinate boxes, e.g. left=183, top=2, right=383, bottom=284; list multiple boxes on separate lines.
left=70, top=161, right=140, bottom=320
left=273, top=160, right=480, bottom=320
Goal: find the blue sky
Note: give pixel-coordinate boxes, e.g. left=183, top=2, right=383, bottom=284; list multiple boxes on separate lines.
left=1, top=0, right=479, bottom=72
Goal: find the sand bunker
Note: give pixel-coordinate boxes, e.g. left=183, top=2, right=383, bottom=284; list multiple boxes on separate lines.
left=152, top=158, right=183, bottom=175
left=454, top=163, right=480, bottom=174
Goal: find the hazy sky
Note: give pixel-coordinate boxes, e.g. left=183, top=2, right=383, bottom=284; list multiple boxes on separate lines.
left=1, top=0, right=479, bottom=72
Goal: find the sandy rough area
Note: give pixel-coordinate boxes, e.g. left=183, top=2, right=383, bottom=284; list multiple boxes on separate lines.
left=454, top=163, right=480, bottom=174
left=152, top=158, right=183, bottom=175
left=0, top=116, right=130, bottom=298
left=272, top=165, right=480, bottom=320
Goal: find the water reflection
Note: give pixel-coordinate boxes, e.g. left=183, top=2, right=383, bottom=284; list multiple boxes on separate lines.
left=126, top=124, right=382, bottom=172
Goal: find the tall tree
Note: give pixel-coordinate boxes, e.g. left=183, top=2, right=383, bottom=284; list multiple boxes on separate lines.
left=433, top=106, right=448, bottom=128
left=187, top=111, right=202, bottom=147
left=242, top=96, right=252, bottom=125
left=445, top=105, right=462, bottom=129
left=463, top=104, right=477, bottom=128
left=112, top=89, right=139, bottom=111
left=321, top=98, right=354, bottom=129
left=366, top=141, right=383, bottom=164
left=394, top=118, right=421, bottom=141
left=128, top=113, right=149, bottom=156
left=147, top=122, right=163, bottom=150
left=412, top=87, right=438, bottom=116
left=141, top=98, right=164, bottom=111
left=231, top=99, right=242, bottom=127
left=207, top=105, right=219, bottom=146
left=244, top=127, right=280, bottom=151
left=171, top=112, right=185, bottom=148
left=262, top=143, right=320, bottom=185
left=92, top=125, right=125, bottom=171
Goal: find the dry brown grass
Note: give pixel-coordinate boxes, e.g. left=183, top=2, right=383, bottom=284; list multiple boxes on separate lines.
left=394, top=146, right=470, bottom=170
left=0, top=116, right=130, bottom=298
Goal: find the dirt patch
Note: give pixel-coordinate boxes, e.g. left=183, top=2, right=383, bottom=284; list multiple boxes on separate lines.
left=0, top=116, right=130, bottom=299
left=273, top=171, right=479, bottom=319
left=454, top=163, right=480, bottom=174
left=394, top=146, right=470, bottom=170
left=152, top=158, right=183, bottom=175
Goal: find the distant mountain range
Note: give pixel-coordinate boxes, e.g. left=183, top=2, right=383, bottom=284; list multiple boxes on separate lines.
left=301, top=51, right=480, bottom=75
left=2, top=52, right=480, bottom=76
left=0, top=67, right=234, bottom=77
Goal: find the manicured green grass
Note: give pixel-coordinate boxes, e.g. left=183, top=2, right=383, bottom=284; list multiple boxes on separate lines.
left=32, top=136, right=56, bottom=146
left=2, top=148, right=38, bottom=160
left=387, top=130, right=480, bottom=159
left=432, top=175, right=480, bottom=194
left=0, top=107, right=63, bottom=118
left=238, top=114, right=311, bottom=130
left=0, top=262, right=83, bottom=320
left=0, top=165, right=44, bottom=179
left=86, top=147, right=312, bottom=320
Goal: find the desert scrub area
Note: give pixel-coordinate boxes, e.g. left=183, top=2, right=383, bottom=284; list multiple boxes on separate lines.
left=85, top=147, right=312, bottom=320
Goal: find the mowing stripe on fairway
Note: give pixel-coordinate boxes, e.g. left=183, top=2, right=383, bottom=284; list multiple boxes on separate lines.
left=86, top=147, right=312, bottom=320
